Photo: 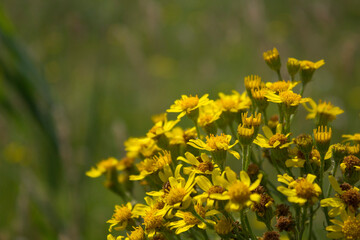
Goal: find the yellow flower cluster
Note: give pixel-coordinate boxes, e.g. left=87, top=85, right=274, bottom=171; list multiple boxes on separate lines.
left=87, top=48, right=359, bottom=240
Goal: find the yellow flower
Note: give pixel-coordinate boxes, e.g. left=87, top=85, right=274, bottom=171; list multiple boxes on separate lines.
left=107, top=234, right=124, bottom=240
left=287, top=58, right=300, bottom=78
left=125, top=226, right=145, bottom=240
left=214, top=167, right=263, bottom=211
left=214, top=218, right=234, bottom=235
left=326, top=210, right=360, bottom=239
left=107, top=202, right=138, bottom=231
left=194, top=169, right=227, bottom=207
left=197, top=101, right=222, bottom=130
left=263, top=48, right=281, bottom=71
left=131, top=197, right=165, bottom=238
left=266, top=80, right=298, bottom=93
left=285, top=156, right=306, bottom=168
left=130, top=151, right=172, bottom=181
left=244, top=75, right=262, bottom=91
left=321, top=175, right=360, bottom=217
left=251, top=87, right=269, bottom=111
left=167, top=204, right=219, bottom=234
left=147, top=172, right=196, bottom=216
left=216, top=90, right=251, bottom=113
left=167, top=94, right=211, bottom=119
left=178, top=152, right=219, bottom=175
left=125, top=137, right=160, bottom=158
left=86, top=157, right=121, bottom=178
left=314, top=126, right=332, bottom=153
left=166, top=127, right=197, bottom=146
left=342, top=134, right=360, bottom=144
left=266, top=90, right=310, bottom=107
left=146, top=114, right=180, bottom=139
left=303, top=98, right=343, bottom=124
left=340, top=155, right=360, bottom=173
left=299, top=59, right=325, bottom=84
left=277, top=174, right=321, bottom=205
left=254, top=125, right=292, bottom=149
left=188, top=133, right=240, bottom=160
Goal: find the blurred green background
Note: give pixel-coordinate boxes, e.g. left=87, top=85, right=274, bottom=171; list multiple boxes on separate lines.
left=1, top=0, right=360, bottom=239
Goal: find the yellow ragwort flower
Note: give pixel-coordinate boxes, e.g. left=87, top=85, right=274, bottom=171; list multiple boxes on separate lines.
left=147, top=172, right=196, bottom=216
left=216, top=90, right=251, bottom=113
left=194, top=169, right=227, bottom=207
left=86, top=157, right=121, bottom=178
left=147, top=114, right=180, bottom=139
left=168, top=204, right=219, bottom=234
left=125, top=137, right=160, bottom=158
left=321, top=175, right=360, bottom=217
left=326, top=210, right=360, bottom=240
left=266, top=90, right=310, bottom=107
left=254, top=125, right=292, bottom=149
left=263, top=47, right=281, bottom=71
left=287, top=58, right=300, bottom=78
left=266, top=80, right=298, bottom=94
left=130, top=151, right=172, bottom=181
left=167, top=94, right=211, bottom=119
left=244, top=75, right=262, bottom=91
left=342, top=133, right=360, bottom=144
left=303, top=98, right=343, bottom=124
left=131, top=196, right=165, bottom=238
left=178, top=152, right=219, bottom=175
left=299, top=59, right=325, bottom=84
left=277, top=174, right=321, bottom=205
left=125, top=226, right=145, bottom=240
left=214, top=167, right=263, bottom=211
left=107, top=202, right=138, bottom=232
left=188, top=133, right=240, bottom=159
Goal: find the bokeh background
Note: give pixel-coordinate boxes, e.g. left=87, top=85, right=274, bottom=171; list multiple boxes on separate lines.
left=1, top=0, right=360, bottom=239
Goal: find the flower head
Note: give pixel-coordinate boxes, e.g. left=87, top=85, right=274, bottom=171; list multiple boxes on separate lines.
left=263, top=48, right=281, bottom=71
left=147, top=114, right=180, bottom=139
left=125, top=137, right=159, bottom=158
left=168, top=204, right=219, bottom=234
left=130, top=151, right=172, bottom=181
left=216, top=91, right=251, bottom=113
left=287, top=58, right=300, bottom=78
left=188, top=133, right=240, bottom=160
left=107, top=202, right=138, bottom=231
left=178, top=152, right=218, bottom=175
left=299, top=59, right=325, bottom=85
left=215, top=167, right=263, bottom=211
left=342, top=134, right=360, bottom=144
left=314, top=126, right=332, bottom=153
left=86, top=157, right=122, bottom=178
left=321, top=175, right=360, bottom=217
left=167, top=94, right=211, bottom=120
left=254, top=125, right=292, bottom=149
left=244, top=75, right=262, bottom=92
left=303, top=99, right=343, bottom=125
left=266, top=80, right=298, bottom=94
left=326, top=210, right=360, bottom=239
left=277, top=174, right=321, bottom=205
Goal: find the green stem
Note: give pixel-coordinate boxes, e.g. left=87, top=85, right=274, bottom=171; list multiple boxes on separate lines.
left=326, top=162, right=339, bottom=197
left=319, top=152, right=325, bottom=191
left=244, top=145, right=251, bottom=171
left=194, top=120, right=201, bottom=139
left=262, top=109, right=268, bottom=126
left=276, top=69, right=282, bottom=80
left=299, top=206, right=308, bottom=240
left=241, top=145, right=247, bottom=171
left=242, top=210, right=257, bottom=240
left=201, top=229, right=209, bottom=240
left=277, top=104, right=284, bottom=125
left=308, top=206, right=314, bottom=240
